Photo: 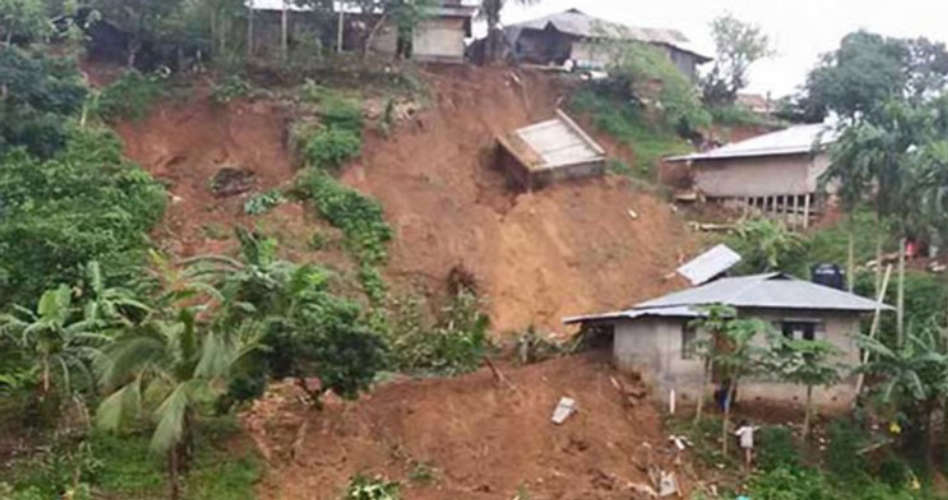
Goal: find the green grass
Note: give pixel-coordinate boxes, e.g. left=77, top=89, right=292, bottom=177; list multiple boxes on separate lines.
left=1, top=417, right=261, bottom=499
left=569, top=89, right=690, bottom=179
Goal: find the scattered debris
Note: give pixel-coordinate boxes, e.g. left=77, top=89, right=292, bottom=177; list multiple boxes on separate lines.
left=676, top=244, right=742, bottom=286
left=610, top=376, right=647, bottom=408
left=657, top=471, right=678, bottom=497
left=674, top=191, right=699, bottom=203
left=628, top=209, right=639, bottom=220
left=551, top=397, right=577, bottom=424
left=929, top=261, right=946, bottom=273
left=629, top=481, right=659, bottom=497
left=668, top=435, right=690, bottom=451
left=688, top=221, right=735, bottom=232
left=210, top=167, right=255, bottom=197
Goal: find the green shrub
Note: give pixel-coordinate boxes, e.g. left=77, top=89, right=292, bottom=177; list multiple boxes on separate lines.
left=344, top=474, right=400, bottom=500
left=709, top=103, right=776, bottom=127
left=748, top=466, right=833, bottom=500
left=877, top=454, right=910, bottom=488
left=0, top=126, right=166, bottom=305
left=297, top=168, right=390, bottom=255
left=319, top=94, right=364, bottom=133
left=756, top=426, right=800, bottom=472
left=211, top=75, right=253, bottom=104
left=300, top=126, right=363, bottom=171
left=389, top=292, right=492, bottom=376
left=569, top=89, right=691, bottom=177
left=95, top=70, right=165, bottom=121
left=244, top=189, right=287, bottom=215
left=725, top=218, right=808, bottom=274
left=824, top=419, right=868, bottom=482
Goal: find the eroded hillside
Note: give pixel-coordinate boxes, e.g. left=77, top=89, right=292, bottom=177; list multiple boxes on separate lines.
left=108, top=65, right=697, bottom=334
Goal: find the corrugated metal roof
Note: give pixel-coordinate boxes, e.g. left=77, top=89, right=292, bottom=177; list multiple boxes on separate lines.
left=676, top=244, right=741, bottom=286
left=505, top=9, right=711, bottom=61
left=666, top=124, right=838, bottom=162
left=564, top=272, right=893, bottom=324
left=563, top=305, right=705, bottom=324
left=638, top=272, right=891, bottom=311
left=503, top=109, right=606, bottom=170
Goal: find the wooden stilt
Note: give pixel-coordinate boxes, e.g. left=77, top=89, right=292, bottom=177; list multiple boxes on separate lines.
left=791, top=194, right=799, bottom=228
left=803, top=194, right=811, bottom=229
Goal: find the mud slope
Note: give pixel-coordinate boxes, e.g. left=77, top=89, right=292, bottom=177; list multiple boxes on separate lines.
left=110, top=66, right=697, bottom=333
left=247, top=353, right=684, bottom=499
left=345, top=66, right=696, bottom=332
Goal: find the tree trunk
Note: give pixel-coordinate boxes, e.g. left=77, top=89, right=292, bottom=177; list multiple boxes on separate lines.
left=247, top=0, right=255, bottom=59
left=281, top=0, right=288, bottom=61
left=485, top=1, right=501, bottom=63
left=722, top=380, right=737, bottom=456
left=926, top=401, right=936, bottom=471
left=694, top=358, right=711, bottom=424
left=897, top=237, right=906, bottom=346
left=41, top=355, right=50, bottom=397
left=803, top=384, right=813, bottom=439
left=363, top=12, right=390, bottom=60
left=168, top=447, right=180, bottom=500
left=875, top=231, right=883, bottom=298
left=847, top=230, right=855, bottom=292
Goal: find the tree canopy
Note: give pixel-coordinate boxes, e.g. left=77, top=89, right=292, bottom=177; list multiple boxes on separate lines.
left=701, top=12, right=772, bottom=106
left=783, top=31, right=948, bottom=122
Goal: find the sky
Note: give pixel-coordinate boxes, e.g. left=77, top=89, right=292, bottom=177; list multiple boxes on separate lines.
left=495, top=0, right=948, bottom=98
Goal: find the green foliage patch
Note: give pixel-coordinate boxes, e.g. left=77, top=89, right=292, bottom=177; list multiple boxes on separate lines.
left=299, top=124, right=363, bottom=171
left=244, top=189, right=287, bottom=215
left=344, top=474, right=400, bottom=500
left=94, top=70, right=166, bottom=121
left=0, top=126, right=166, bottom=305
left=295, top=168, right=392, bottom=301
left=569, top=89, right=691, bottom=178
left=756, top=426, right=800, bottom=472
left=388, top=292, right=492, bottom=376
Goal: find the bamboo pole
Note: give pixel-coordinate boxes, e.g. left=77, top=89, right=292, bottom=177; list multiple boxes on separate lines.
left=803, top=194, right=811, bottom=229
left=337, top=10, right=344, bottom=53
left=853, top=264, right=893, bottom=405
left=897, top=238, right=906, bottom=346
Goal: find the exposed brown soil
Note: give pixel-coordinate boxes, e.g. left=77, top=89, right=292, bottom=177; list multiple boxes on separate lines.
left=103, top=64, right=699, bottom=334
left=344, top=66, right=698, bottom=333
left=246, top=352, right=693, bottom=499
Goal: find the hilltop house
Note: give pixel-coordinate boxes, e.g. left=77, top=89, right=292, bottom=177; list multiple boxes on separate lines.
left=564, top=272, right=891, bottom=409
left=665, top=124, right=838, bottom=227
left=248, top=0, right=476, bottom=63
left=503, top=8, right=711, bottom=81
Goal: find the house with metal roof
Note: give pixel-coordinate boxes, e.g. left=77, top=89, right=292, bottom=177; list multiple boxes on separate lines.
left=503, top=8, right=711, bottom=81
left=248, top=0, right=477, bottom=63
left=665, top=124, right=838, bottom=227
left=564, top=272, right=891, bottom=409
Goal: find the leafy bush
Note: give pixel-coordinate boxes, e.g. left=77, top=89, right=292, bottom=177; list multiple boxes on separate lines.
left=295, top=169, right=392, bottom=300
left=299, top=125, right=363, bottom=171
left=319, top=94, right=364, bottom=133
left=344, top=474, right=400, bottom=500
left=569, top=89, right=691, bottom=177
left=94, top=70, right=166, bottom=121
left=756, top=426, right=800, bottom=472
left=824, top=419, right=868, bottom=482
left=0, top=46, right=87, bottom=158
left=877, top=454, right=910, bottom=488
left=389, top=292, right=491, bottom=376
left=709, top=103, right=775, bottom=127
left=211, top=75, right=253, bottom=104
left=747, top=466, right=834, bottom=500
left=598, top=40, right=711, bottom=136
left=725, top=218, right=808, bottom=274
left=515, top=328, right=568, bottom=365
left=0, top=126, right=166, bottom=305
left=243, top=189, right=287, bottom=215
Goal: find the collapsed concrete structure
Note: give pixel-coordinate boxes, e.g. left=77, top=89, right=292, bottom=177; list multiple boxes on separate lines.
left=496, top=110, right=607, bottom=191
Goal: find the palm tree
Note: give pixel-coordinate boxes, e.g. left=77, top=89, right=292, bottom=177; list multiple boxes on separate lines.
left=857, top=321, right=948, bottom=470
left=95, top=258, right=260, bottom=500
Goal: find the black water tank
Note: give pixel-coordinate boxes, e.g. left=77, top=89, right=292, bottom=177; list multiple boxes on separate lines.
left=812, top=263, right=845, bottom=290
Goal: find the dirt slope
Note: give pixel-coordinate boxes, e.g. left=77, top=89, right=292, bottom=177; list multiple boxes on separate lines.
left=344, top=66, right=696, bottom=333
left=108, top=65, right=697, bottom=333
left=246, top=353, right=687, bottom=499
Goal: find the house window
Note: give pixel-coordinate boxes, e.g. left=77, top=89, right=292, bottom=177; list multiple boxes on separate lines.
left=781, top=320, right=821, bottom=341
left=681, top=324, right=697, bottom=359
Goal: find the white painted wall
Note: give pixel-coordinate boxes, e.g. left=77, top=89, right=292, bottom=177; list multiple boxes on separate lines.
left=692, top=152, right=834, bottom=198
left=413, top=18, right=467, bottom=62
